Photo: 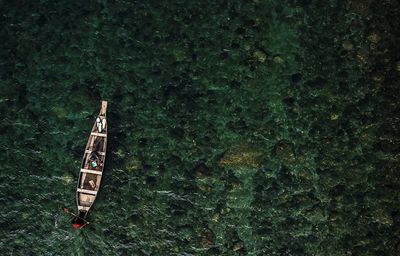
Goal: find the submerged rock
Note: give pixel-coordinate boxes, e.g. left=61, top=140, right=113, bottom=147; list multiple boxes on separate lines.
left=125, top=157, right=142, bottom=172
left=372, top=209, right=393, bottom=226
left=219, top=143, right=263, bottom=168
left=253, top=50, right=267, bottom=63
left=193, top=162, right=211, bottom=178
left=371, top=73, right=384, bottom=83
left=61, top=174, right=73, bottom=185
left=211, top=213, right=219, bottom=223
left=367, top=32, right=381, bottom=44
left=342, top=40, right=353, bottom=51
left=330, top=113, right=339, bottom=121
left=232, top=242, right=243, bottom=252
left=273, top=55, right=284, bottom=64
left=52, top=106, right=68, bottom=119
left=200, top=229, right=214, bottom=248
left=355, top=50, right=368, bottom=65
left=351, top=0, right=371, bottom=16
left=114, top=148, right=126, bottom=159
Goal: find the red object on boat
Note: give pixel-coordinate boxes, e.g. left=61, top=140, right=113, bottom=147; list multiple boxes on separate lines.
left=72, top=223, right=85, bottom=229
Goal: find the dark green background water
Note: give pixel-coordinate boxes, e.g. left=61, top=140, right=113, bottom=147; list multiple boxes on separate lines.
left=1, top=0, right=400, bottom=255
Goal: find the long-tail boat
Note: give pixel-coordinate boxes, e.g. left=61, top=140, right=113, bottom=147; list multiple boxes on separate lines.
left=72, top=101, right=108, bottom=229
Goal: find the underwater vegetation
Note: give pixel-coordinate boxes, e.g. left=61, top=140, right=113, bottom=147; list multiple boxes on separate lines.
left=0, top=0, right=400, bottom=255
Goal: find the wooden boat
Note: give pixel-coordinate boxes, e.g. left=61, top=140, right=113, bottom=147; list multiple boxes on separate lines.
left=72, top=101, right=108, bottom=228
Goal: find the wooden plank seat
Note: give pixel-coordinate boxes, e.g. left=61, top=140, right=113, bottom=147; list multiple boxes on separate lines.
left=91, top=132, right=107, bottom=137
left=77, top=188, right=98, bottom=195
left=80, top=169, right=102, bottom=175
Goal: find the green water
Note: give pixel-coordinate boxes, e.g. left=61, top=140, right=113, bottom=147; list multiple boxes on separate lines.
left=1, top=0, right=400, bottom=255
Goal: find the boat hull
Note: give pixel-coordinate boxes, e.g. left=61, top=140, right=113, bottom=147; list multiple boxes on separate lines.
left=75, top=101, right=108, bottom=219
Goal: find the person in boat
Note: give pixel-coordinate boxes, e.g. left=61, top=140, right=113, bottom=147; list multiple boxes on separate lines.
left=71, top=211, right=88, bottom=229
left=96, top=117, right=102, bottom=132
left=89, top=152, right=98, bottom=168
left=72, top=217, right=85, bottom=229
left=96, top=117, right=107, bottom=133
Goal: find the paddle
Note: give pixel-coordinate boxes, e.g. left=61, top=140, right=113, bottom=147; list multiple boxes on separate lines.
left=62, top=207, right=90, bottom=227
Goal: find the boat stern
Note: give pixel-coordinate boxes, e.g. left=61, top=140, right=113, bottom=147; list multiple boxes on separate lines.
left=71, top=211, right=88, bottom=229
